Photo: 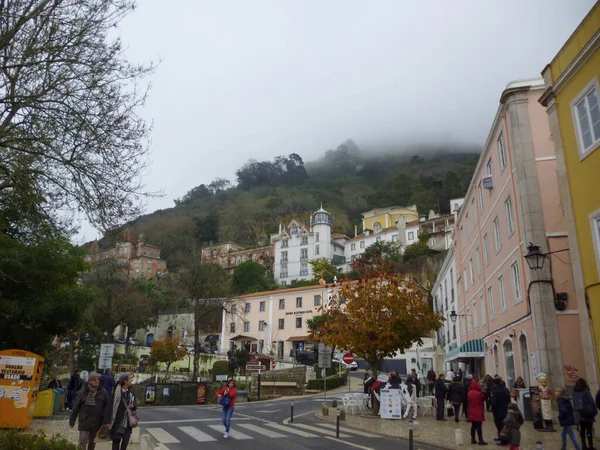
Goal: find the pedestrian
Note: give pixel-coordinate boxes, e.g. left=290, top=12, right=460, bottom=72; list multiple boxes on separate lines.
left=557, top=387, right=582, bottom=450
left=69, top=371, right=111, bottom=450
left=363, top=373, right=372, bottom=394
left=503, top=403, right=524, bottom=450
left=217, top=378, right=237, bottom=439
left=467, top=378, right=488, bottom=445
left=108, top=373, right=137, bottom=450
left=67, top=369, right=83, bottom=411
left=100, top=369, right=116, bottom=396
left=485, top=374, right=495, bottom=412
left=409, top=370, right=421, bottom=398
left=427, top=368, right=436, bottom=396
left=458, top=368, right=463, bottom=380
left=463, top=374, right=473, bottom=421
left=491, top=377, right=511, bottom=445
left=572, top=378, right=597, bottom=450
left=435, top=374, right=448, bottom=421
left=48, top=375, right=62, bottom=390
left=448, top=375, right=464, bottom=423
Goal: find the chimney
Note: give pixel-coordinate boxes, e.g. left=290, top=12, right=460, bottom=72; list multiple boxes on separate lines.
left=354, top=225, right=357, bottom=237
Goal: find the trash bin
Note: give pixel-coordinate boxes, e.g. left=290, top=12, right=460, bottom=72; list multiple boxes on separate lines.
left=522, top=393, right=533, bottom=421
left=52, top=389, right=65, bottom=414
left=33, top=389, right=55, bottom=417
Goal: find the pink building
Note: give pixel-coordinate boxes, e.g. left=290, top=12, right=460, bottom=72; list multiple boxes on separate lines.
left=452, top=78, right=585, bottom=391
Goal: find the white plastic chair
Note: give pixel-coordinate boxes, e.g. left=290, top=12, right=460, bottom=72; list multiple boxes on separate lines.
left=419, top=397, right=434, bottom=416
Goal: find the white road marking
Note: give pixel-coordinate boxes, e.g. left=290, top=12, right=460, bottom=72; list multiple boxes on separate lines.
left=315, top=423, right=381, bottom=438
left=238, top=423, right=287, bottom=438
left=142, top=417, right=250, bottom=424
left=264, top=422, right=319, bottom=438
left=207, top=425, right=253, bottom=440
left=290, top=423, right=351, bottom=438
left=146, top=428, right=180, bottom=444
left=179, top=426, right=217, bottom=442
left=254, top=409, right=281, bottom=413
left=325, top=436, right=375, bottom=450
left=282, top=410, right=313, bottom=424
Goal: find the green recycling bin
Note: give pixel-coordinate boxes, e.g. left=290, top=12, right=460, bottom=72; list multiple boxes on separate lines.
left=52, top=389, right=65, bottom=414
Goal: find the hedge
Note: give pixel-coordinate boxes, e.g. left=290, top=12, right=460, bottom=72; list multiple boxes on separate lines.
left=307, top=375, right=343, bottom=390
left=0, top=430, right=77, bottom=450
left=212, top=360, right=230, bottom=381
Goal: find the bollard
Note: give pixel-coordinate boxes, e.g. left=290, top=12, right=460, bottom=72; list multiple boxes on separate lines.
left=336, top=408, right=340, bottom=438
left=408, top=421, right=414, bottom=450
left=290, top=401, right=294, bottom=423
left=536, top=441, right=543, bottom=450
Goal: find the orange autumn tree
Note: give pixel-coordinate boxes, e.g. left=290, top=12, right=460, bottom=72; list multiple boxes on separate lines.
left=311, top=273, right=443, bottom=378
left=150, top=333, right=188, bottom=379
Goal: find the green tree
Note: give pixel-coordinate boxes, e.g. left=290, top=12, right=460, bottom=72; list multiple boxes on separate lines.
left=410, top=189, right=438, bottom=215
left=394, top=172, right=415, bottom=205
left=232, top=261, right=273, bottom=294
left=362, top=241, right=402, bottom=264
left=309, top=258, right=340, bottom=283
left=150, top=334, right=188, bottom=379
left=227, top=343, right=250, bottom=376
left=402, top=237, right=439, bottom=263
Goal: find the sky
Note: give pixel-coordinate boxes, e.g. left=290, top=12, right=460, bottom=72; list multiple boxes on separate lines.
left=75, top=0, right=596, bottom=243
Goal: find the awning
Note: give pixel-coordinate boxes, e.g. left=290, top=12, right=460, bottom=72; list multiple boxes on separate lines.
left=286, top=336, right=310, bottom=342
left=229, top=335, right=255, bottom=341
left=445, top=339, right=484, bottom=362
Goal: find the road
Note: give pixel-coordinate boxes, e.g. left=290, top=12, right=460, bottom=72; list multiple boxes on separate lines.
left=138, top=373, right=438, bottom=450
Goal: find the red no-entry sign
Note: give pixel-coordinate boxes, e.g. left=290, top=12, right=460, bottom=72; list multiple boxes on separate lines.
left=271, top=360, right=276, bottom=369
left=342, top=353, right=354, bottom=364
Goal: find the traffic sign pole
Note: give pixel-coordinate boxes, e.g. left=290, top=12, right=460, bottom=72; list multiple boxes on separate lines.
left=257, top=369, right=261, bottom=401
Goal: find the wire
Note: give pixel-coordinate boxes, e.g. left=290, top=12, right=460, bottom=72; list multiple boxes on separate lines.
left=551, top=253, right=571, bottom=266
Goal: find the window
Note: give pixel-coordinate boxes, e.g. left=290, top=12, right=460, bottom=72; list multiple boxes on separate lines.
left=243, top=321, right=250, bottom=332
left=480, top=294, right=486, bottom=325
left=472, top=200, right=477, bottom=226
left=499, top=275, right=506, bottom=310
left=300, top=248, right=308, bottom=261
left=278, top=318, right=284, bottom=330
left=280, top=264, right=288, bottom=278
left=315, top=232, right=320, bottom=242
left=360, top=241, right=365, bottom=249
left=315, top=245, right=320, bottom=255
left=230, top=323, right=236, bottom=333
left=296, top=297, right=302, bottom=308
left=467, top=308, right=472, bottom=333
left=392, top=234, right=398, bottom=242
left=351, top=243, right=356, bottom=251
left=231, top=304, right=237, bottom=315
left=373, top=222, right=382, bottom=233
left=511, top=261, right=522, bottom=302
left=301, top=236, right=308, bottom=245
left=505, top=196, right=515, bottom=236
left=469, top=259, right=474, bottom=284
left=314, top=295, right=321, bottom=306
left=259, top=320, right=266, bottom=331
left=259, top=301, right=265, bottom=312
left=498, top=132, right=507, bottom=170
left=483, top=234, right=490, bottom=265
left=279, top=298, right=285, bottom=309
left=466, top=214, right=470, bottom=238
left=282, top=239, right=288, bottom=248
left=573, top=82, right=600, bottom=156
left=376, top=236, right=381, bottom=242
left=460, top=226, right=464, bottom=247
left=408, top=231, right=415, bottom=240
left=487, top=286, right=495, bottom=318
left=300, top=263, right=308, bottom=276
left=478, top=182, right=484, bottom=212
left=296, top=317, right=302, bottom=328
left=594, top=216, right=600, bottom=271
left=444, top=280, right=448, bottom=309
left=473, top=302, right=478, bottom=329
left=281, top=251, right=288, bottom=263
left=476, top=247, right=482, bottom=275
left=450, top=269, right=455, bottom=303
left=245, top=303, right=251, bottom=313
left=487, top=158, right=493, bottom=176
left=493, top=216, right=501, bottom=252
left=463, top=269, right=468, bottom=292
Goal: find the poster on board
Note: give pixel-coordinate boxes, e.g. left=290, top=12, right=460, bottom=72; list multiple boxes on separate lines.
left=380, top=389, right=402, bottom=419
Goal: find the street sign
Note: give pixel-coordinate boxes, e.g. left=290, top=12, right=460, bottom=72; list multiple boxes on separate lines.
left=246, top=364, right=266, bottom=371
left=271, top=360, right=276, bottom=370
left=318, top=343, right=332, bottom=369
left=342, top=353, right=354, bottom=364
left=98, top=344, right=115, bottom=370
left=216, top=375, right=228, bottom=381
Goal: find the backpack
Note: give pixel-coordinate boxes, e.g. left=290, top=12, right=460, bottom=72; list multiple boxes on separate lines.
left=579, top=393, right=595, bottom=417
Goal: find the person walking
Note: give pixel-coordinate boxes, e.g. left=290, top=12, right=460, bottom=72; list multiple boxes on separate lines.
left=491, top=377, right=511, bottom=445
left=67, top=370, right=83, bottom=410
left=434, top=374, right=448, bottom=421
left=463, top=374, right=473, bottom=421
left=504, top=403, right=524, bottom=450
left=448, top=375, right=464, bottom=423
left=100, top=369, right=116, bottom=396
left=468, top=378, right=488, bottom=446
left=69, top=372, right=111, bottom=450
left=557, top=387, right=582, bottom=450
left=363, top=373, right=372, bottom=394
left=572, top=378, right=597, bottom=450
left=216, top=378, right=237, bottom=439
left=108, top=373, right=137, bottom=450
left=427, top=368, right=436, bottom=396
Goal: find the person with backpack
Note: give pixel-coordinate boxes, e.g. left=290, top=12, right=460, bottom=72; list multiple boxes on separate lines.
left=503, top=403, right=524, bottom=450
left=216, top=378, right=237, bottom=439
left=557, top=387, right=582, bottom=450
left=572, top=378, right=597, bottom=450
left=448, top=375, right=465, bottom=423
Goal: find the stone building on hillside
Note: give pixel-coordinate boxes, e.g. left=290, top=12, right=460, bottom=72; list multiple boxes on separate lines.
left=201, top=243, right=274, bottom=275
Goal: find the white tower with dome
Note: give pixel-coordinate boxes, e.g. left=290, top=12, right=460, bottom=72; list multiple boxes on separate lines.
left=311, top=204, right=332, bottom=260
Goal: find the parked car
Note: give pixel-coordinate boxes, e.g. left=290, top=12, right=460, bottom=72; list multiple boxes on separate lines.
left=127, top=337, right=140, bottom=346
left=333, top=359, right=358, bottom=371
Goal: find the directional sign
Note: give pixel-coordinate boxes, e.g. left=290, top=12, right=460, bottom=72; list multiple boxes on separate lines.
left=246, top=364, right=266, bottom=371
left=342, top=353, right=354, bottom=364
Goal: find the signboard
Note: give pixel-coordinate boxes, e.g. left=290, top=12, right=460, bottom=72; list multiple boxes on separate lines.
left=216, top=375, right=228, bottom=382
left=196, top=383, right=207, bottom=404
left=0, top=355, right=36, bottom=381
left=318, top=343, right=332, bottom=369
left=342, top=353, right=354, bottom=364
left=98, top=344, right=115, bottom=370
left=482, top=175, right=494, bottom=190
left=529, top=386, right=544, bottom=429
left=145, top=385, right=156, bottom=404
left=380, top=389, right=402, bottom=419
left=162, top=387, right=170, bottom=397
left=530, top=352, right=538, bottom=381
left=246, top=364, right=266, bottom=371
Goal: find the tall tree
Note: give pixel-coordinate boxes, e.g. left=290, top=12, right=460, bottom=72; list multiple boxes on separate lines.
left=232, top=261, right=272, bottom=294
left=149, top=333, right=188, bottom=379
left=309, top=258, right=340, bottom=283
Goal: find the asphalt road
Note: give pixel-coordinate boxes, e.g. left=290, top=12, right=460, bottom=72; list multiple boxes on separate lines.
left=138, top=374, right=438, bottom=450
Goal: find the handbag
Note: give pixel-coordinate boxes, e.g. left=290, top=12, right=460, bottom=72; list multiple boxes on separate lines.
left=499, top=424, right=511, bottom=441
left=122, top=398, right=139, bottom=428
left=219, top=395, right=231, bottom=407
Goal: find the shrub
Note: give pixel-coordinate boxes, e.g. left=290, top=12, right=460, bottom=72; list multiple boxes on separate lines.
left=0, top=430, right=78, bottom=450
left=307, top=375, right=343, bottom=390
left=212, top=360, right=230, bottom=381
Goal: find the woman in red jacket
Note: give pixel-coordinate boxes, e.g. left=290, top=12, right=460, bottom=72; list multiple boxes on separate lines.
left=468, top=379, right=488, bottom=446
left=216, top=379, right=237, bottom=439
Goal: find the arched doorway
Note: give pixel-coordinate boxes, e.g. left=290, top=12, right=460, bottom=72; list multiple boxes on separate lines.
left=519, top=335, right=531, bottom=387
left=503, top=340, right=516, bottom=389
left=146, top=333, right=154, bottom=346
left=493, top=344, right=499, bottom=375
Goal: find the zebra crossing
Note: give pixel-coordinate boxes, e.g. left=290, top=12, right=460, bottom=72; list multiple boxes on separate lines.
left=142, top=420, right=379, bottom=444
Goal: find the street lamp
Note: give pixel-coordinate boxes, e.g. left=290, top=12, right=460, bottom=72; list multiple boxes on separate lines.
left=523, top=242, right=570, bottom=311
left=449, top=310, right=470, bottom=323
left=524, top=243, right=546, bottom=270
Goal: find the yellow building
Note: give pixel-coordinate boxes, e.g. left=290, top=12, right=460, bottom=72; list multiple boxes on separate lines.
left=539, top=1, right=600, bottom=389
left=361, top=205, right=419, bottom=233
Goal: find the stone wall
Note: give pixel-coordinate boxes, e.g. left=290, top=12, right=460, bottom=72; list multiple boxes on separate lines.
left=259, top=365, right=307, bottom=386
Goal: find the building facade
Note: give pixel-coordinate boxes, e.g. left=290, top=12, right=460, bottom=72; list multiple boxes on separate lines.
left=451, top=78, right=585, bottom=390
left=539, top=2, right=600, bottom=390
left=201, top=242, right=274, bottom=275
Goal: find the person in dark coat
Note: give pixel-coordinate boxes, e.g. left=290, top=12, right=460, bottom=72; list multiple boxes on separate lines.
left=491, top=378, right=511, bottom=444
left=100, top=368, right=116, bottom=396
left=48, top=375, right=62, bottom=390
left=572, top=378, right=597, bottom=450
left=69, top=372, right=111, bottom=450
left=108, top=373, right=137, bottom=450
left=504, top=403, right=524, bottom=450
left=463, top=374, right=473, bottom=421
left=448, top=376, right=465, bottom=422
left=67, top=369, right=83, bottom=410
left=408, top=369, right=421, bottom=398
left=434, top=374, right=448, bottom=421
left=363, top=373, right=373, bottom=394
left=468, top=379, right=488, bottom=445
left=427, top=368, right=436, bottom=395
left=556, top=387, right=582, bottom=450
left=486, top=375, right=495, bottom=411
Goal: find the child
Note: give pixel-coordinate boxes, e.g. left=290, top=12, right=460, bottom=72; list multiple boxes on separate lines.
left=556, top=387, right=582, bottom=450
left=504, top=403, right=524, bottom=450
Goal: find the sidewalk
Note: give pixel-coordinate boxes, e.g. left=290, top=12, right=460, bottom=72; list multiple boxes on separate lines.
left=315, top=406, right=587, bottom=450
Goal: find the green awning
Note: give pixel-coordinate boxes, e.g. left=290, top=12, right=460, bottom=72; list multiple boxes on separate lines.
left=445, top=339, right=484, bottom=362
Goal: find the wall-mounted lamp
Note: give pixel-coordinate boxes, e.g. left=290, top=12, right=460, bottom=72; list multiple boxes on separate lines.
left=509, top=329, right=516, bottom=339
left=449, top=310, right=472, bottom=323
left=494, top=338, right=500, bottom=344
left=524, top=243, right=570, bottom=311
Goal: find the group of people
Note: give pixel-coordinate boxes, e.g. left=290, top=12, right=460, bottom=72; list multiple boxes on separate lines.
left=59, top=368, right=137, bottom=450
left=362, top=369, right=422, bottom=400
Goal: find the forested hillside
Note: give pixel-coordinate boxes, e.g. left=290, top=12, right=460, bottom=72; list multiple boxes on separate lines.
left=99, top=140, right=480, bottom=269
